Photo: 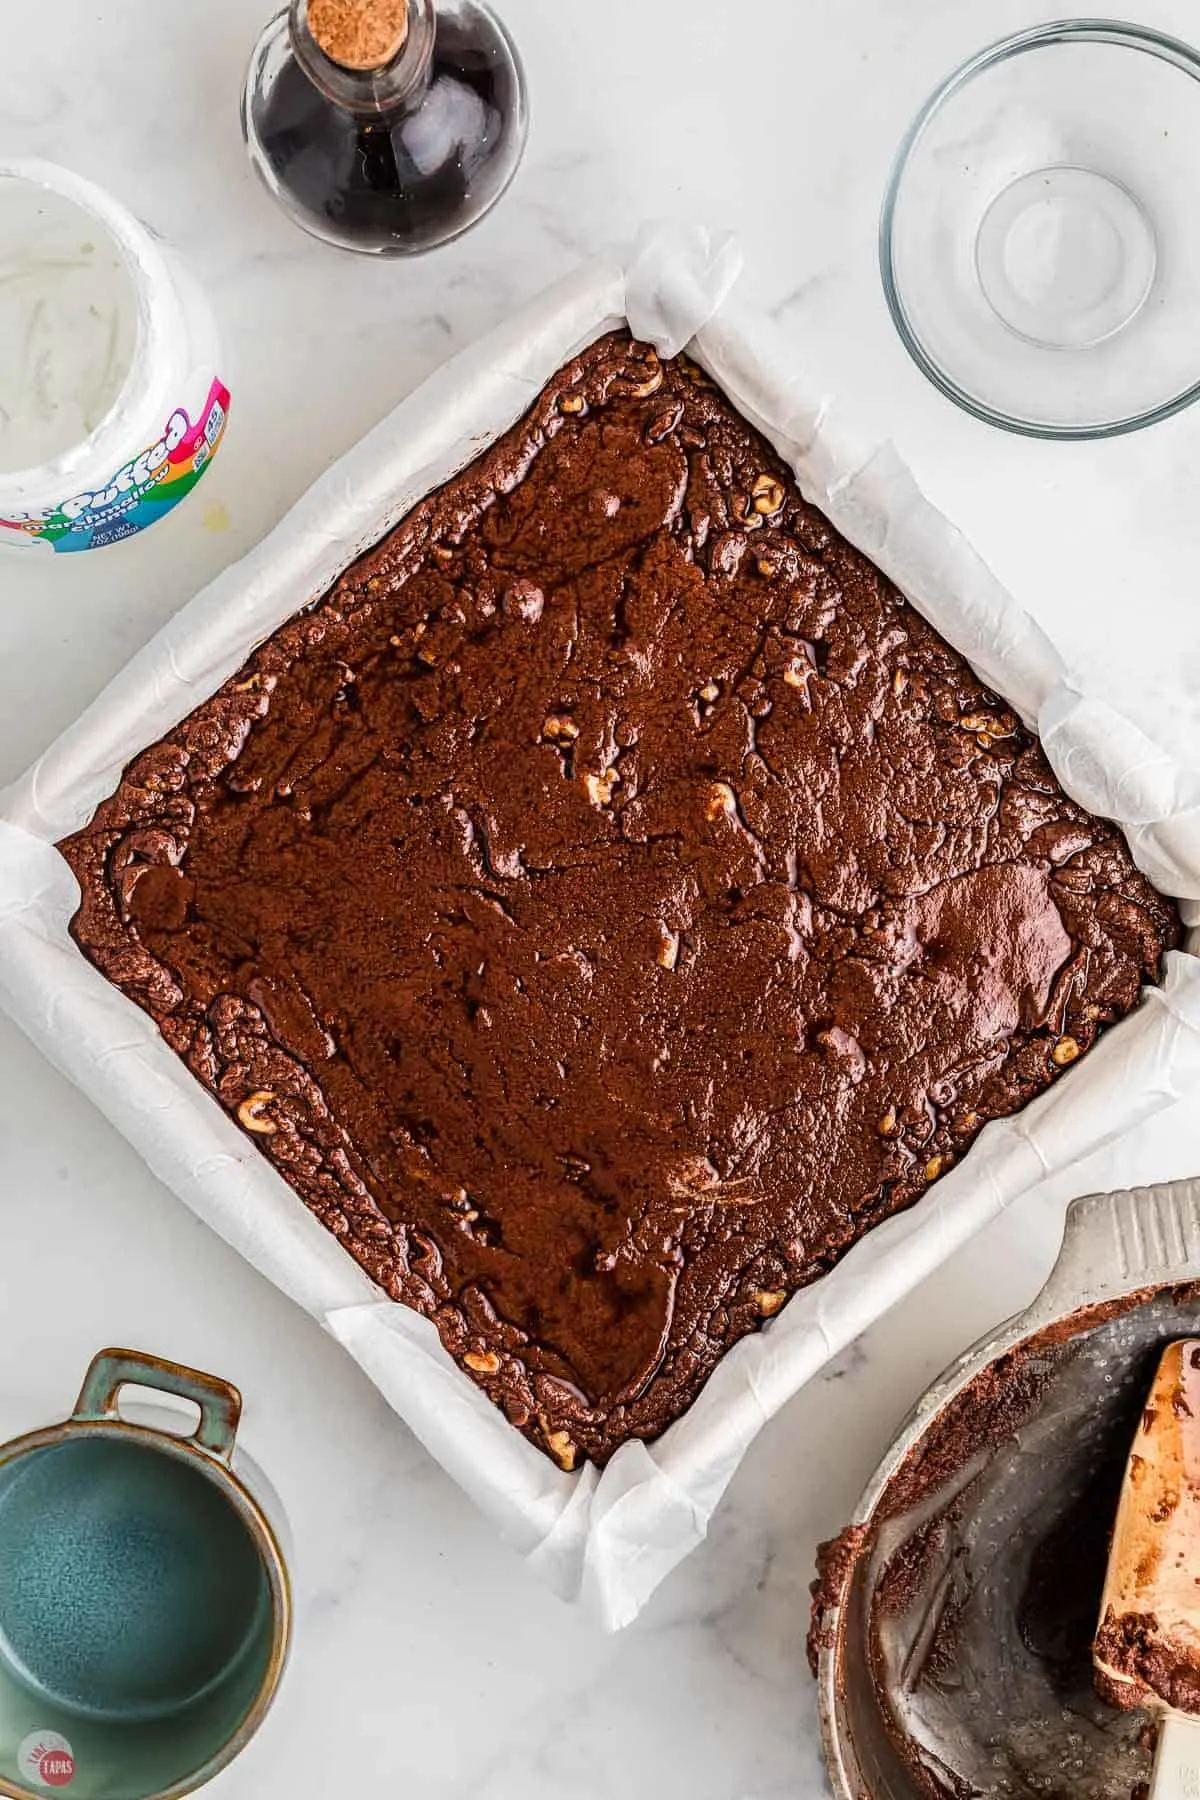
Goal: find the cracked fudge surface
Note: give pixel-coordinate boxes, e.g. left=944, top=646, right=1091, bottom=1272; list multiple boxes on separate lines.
left=60, top=331, right=1179, bottom=1469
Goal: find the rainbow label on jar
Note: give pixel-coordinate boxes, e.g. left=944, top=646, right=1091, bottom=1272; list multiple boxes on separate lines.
left=0, top=379, right=230, bottom=552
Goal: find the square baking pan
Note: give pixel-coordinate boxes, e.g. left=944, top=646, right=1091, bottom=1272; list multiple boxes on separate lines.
left=2, top=227, right=1199, bottom=1627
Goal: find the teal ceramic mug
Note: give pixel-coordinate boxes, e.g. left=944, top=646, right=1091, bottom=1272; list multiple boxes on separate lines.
left=0, top=1349, right=290, bottom=1799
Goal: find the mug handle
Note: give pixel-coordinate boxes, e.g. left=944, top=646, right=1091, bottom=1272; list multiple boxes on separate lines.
left=73, top=1348, right=242, bottom=1464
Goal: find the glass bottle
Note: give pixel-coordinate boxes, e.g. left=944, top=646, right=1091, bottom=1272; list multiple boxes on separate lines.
left=241, top=0, right=528, bottom=256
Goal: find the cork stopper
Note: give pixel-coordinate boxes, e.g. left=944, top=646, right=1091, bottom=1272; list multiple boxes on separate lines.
left=307, top=0, right=409, bottom=70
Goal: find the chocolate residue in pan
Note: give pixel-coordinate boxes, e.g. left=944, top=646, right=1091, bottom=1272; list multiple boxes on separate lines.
left=1094, top=1608, right=1200, bottom=1718
left=809, top=1525, right=870, bottom=1675
left=817, top=1286, right=1200, bottom=1800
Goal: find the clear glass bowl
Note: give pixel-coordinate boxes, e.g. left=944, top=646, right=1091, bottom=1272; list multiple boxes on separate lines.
left=881, top=20, right=1200, bottom=438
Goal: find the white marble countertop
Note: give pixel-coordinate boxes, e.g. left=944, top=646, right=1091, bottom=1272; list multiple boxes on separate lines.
left=4, top=1, right=1200, bottom=1794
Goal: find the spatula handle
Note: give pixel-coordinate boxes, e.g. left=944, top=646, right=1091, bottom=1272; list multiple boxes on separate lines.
left=1152, top=1712, right=1200, bottom=1800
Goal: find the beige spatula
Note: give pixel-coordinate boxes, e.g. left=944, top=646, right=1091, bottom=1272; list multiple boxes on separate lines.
left=1095, top=1338, right=1200, bottom=1798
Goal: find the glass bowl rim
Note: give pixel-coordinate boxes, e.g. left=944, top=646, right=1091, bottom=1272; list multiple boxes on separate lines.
left=879, top=17, right=1200, bottom=439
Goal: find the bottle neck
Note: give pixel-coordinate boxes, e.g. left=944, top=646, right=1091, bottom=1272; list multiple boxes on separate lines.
left=289, top=0, right=437, bottom=115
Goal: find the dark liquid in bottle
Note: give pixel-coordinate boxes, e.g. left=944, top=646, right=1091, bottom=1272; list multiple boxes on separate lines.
left=257, top=12, right=522, bottom=253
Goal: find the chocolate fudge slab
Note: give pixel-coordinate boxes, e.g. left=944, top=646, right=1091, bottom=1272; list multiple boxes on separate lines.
left=60, top=332, right=1179, bottom=1469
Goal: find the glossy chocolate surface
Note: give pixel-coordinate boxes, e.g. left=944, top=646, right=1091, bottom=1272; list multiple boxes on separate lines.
left=61, top=332, right=1178, bottom=1467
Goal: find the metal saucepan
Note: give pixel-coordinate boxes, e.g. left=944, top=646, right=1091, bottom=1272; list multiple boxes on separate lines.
left=817, top=1177, right=1200, bottom=1800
